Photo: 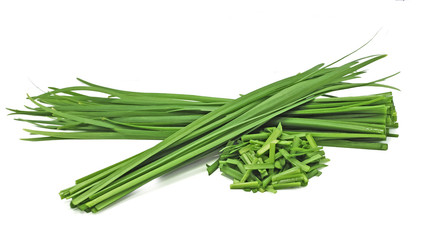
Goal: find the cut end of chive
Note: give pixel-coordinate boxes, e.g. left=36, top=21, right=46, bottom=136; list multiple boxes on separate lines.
left=59, top=190, right=69, bottom=200
left=78, top=204, right=89, bottom=212
left=206, top=160, right=220, bottom=175
left=70, top=201, right=77, bottom=209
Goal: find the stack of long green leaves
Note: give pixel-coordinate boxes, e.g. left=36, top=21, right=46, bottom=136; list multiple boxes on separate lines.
left=209, top=123, right=328, bottom=193
left=8, top=82, right=398, bottom=150
left=8, top=50, right=400, bottom=213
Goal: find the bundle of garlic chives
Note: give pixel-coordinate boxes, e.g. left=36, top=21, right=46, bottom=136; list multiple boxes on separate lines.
left=55, top=54, right=398, bottom=212
left=9, top=83, right=398, bottom=150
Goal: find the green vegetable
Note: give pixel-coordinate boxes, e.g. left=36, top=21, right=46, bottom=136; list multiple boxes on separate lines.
left=53, top=51, right=398, bottom=212
left=9, top=85, right=398, bottom=150
left=230, top=181, right=260, bottom=189
left=213, top=124, right=326, bottom=192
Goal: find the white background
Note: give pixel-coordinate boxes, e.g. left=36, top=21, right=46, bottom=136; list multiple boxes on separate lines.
left=1, top=0, right=426, bottom=239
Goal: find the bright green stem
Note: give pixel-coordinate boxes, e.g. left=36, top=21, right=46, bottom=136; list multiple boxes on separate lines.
left=230, top=181, right=260, bottom=189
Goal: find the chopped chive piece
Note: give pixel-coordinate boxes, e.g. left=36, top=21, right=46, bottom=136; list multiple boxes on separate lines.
left=239, top=145, right=253, bottom=155
left=267, top=142, right=276, bottom=163
left=222, top=159, right=246, bottom=173
left=249, top=140, right=265, bottom=145
left=319, top=158, right=330, bottom=164
left=287, top=157, right=310, bottom=172
left=273, top=173, right=304, bottom=182
left=244, top=163, right=275, bottom=170
left=240, top=153, right=252, bottom=165
left=230, top=181, right=259, bottom=189
left=289, top=152, right=311, bottom=157
left=240, top=170, right=252, bottom=183
left=262, top=175, right=273, bottom=189
left=206, top=160, right=220, bottom=175
left=306, top=150, right=325, bottom=157
left=266, top=185, right=277, bottom=193
left=272, top=167, right=301, bottom=182
left=309, top=164, right=328, bottom=171
left=277, top=141, right=293, bottom=145
left=278, top=148, right=291, bottom=160
left=307, top=170, right=319, bottom=179
left=275, top=173, right=308, bottom=185
left=220, top=165, right=243, bottom=181
left=302, top=154, right=323, bottom=165
left=257, top=123, right=282, bottom=156
left=272, top=182, right=302, bottom=189
left=290, top=136, right=301, bottom=154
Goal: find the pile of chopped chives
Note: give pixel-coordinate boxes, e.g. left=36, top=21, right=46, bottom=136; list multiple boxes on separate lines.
left=208, top=123, right=328, bottom=192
